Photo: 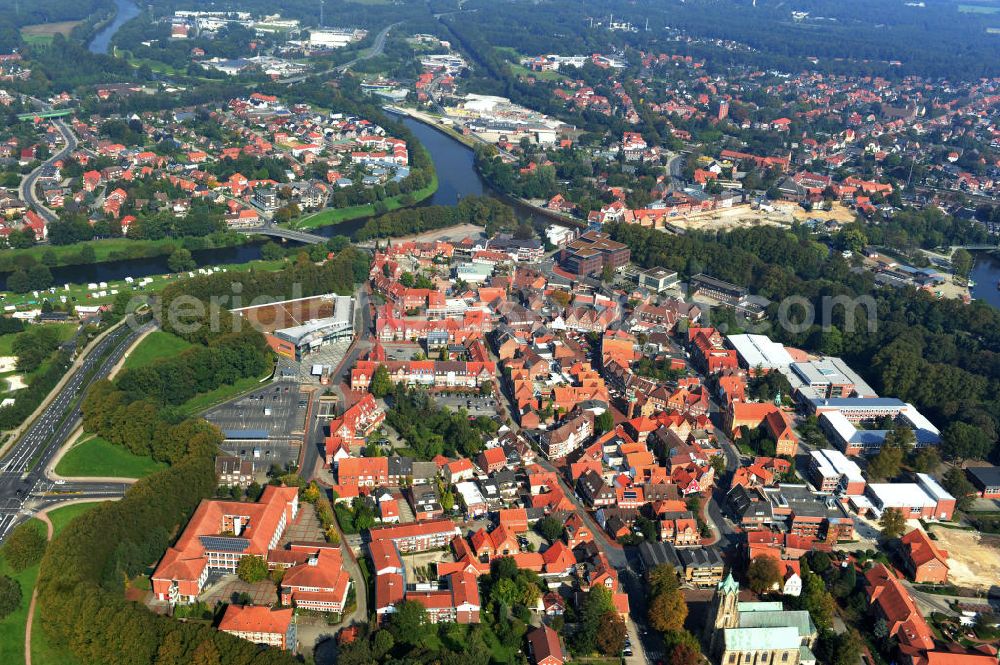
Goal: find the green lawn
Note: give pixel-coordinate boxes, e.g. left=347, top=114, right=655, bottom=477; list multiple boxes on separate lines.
left=178, top=370, right=273, bottom=417
left=45, top=503, right=101, bottom=537
left=292, top=169, right=439, bottom=230
left=0, top=333, right=16, bottom=357
left=0, top=238, right=182, bottom=270
left=54, top=435, right=165, bottom=479
left=121, top=331, right=193, bottom=371
left=509, top=62, right=567, bottom=81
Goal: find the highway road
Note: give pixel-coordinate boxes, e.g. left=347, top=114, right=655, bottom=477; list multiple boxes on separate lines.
left=18, top=117, right=79, bottom=223
left=281, top=22, right=401, bottom=84
left=0, top=321, right=151, bottom=542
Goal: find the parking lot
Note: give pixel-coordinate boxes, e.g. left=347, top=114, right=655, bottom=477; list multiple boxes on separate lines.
left=205, top=383, right=307, bottom=442
left=433, top=393, right=501, bottom=417
left=382, top=343, right=423, bottom=361
left=296, top=339, right=353, bottom=385
left=206, top=382, right=308, bottom=471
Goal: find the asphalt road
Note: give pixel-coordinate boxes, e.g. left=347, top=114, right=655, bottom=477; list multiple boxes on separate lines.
left=0, top=322, right=150, bottom=542
left=300, top=286, right=372, bottom=481
left=19, top=118, right=79, bottom=223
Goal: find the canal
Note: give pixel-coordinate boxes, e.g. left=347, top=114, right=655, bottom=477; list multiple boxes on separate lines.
left=88, top=0, right=141, bottom=55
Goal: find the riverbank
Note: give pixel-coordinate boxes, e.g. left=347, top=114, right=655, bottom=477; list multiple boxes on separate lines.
left=0, top=235, right=253, bottom=273
left=290, top=168, right=439, bottom=230
left=387, top=106, right=586, bottom=229
left=0, top=257, right=287, bottom=310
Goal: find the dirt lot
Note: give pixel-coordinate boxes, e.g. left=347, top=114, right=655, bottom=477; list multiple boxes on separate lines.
left=668, top=201, right=857, bottom=232
left=928, top=524, right=1000, bottom=589
left=235, top=295, right=340, bottom=333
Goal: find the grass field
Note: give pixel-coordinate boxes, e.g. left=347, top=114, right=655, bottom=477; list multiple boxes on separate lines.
left=54, top=435, right=165, bottom=479
left=178, top=371, right=272, bottom=417
left=121, top=331, right=193, bottom=371
left=20, top=21, right=82, bottom=45
left=0, top=502, right=97, bottom=665
left=0, top=322, right=77, bottom=362
left=0, top=238, right=182, bottom=270
left=509, top=62, right=567, bottom=81
left=0, top=256, right=289, bottom=311
left=292, top=170, right=439, bottom=230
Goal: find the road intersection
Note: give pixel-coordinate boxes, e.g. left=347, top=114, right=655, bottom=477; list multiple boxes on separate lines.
left=0, top=321, right=150, bottom=542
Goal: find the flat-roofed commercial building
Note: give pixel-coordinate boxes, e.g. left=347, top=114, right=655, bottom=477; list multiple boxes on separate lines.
left=559, top=231, right=630, bottom=276
left=864, top=474, right=955, bottom=521
left=727, top=334, right=794, bottom=371
left=783, top=356, right=877, bottom=401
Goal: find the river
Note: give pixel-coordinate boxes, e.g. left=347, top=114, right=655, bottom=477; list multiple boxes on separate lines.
left=88, top=0, right=141, bottom=55
left=2, top=117, right=491, bottom=287
left=970, top=251, right=1000, bottom=310
left=308, top=116, right=488, bottom=238
left=0, top=244, right=268, bottom=291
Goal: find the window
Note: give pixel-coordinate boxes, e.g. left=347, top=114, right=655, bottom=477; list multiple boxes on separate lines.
left=782, top=653, right=790, bottom=662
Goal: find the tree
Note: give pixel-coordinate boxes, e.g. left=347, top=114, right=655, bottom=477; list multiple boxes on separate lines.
left=260, top=241, right=284, bottom=261
left=535, top=515, right=564, bottom=543
left=0, top=575, right=21, bottom=620
left=941, top=422, right=992, bottom=461
left=372, top=629, right=395, bottom=658
left=370, top=364, right=392, bottom=398
left=389, top=599, right=428, bottom=645
left=667, top=643, right=702, bottom=665
left=911, top=447, right=941, bottom=473
left=167, top=248, right=195, bottom=272
left=595, top=611, right=626, bottom=656
left=951, top=248, right=973, bottom=279
left=190, top=639, right=220, bottom=665
left=236, top=554, right=267, bottom=583
left=942, top=467, right=977, bottom=512
left=879, top=507, right=906, bottom=540
left=647, top=565, right=688, bottom=633
left=595, top=409, right=614, bottom=434
left=747, top=555, right=783, bottom=594
left=867, top=443, right=903, bottom=480
left=1, top=522, right=47, bottom=572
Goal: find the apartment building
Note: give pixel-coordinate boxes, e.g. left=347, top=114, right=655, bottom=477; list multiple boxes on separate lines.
left=152, top=486, right=299, bottom=604
left=219, top=605, right=296, bottom=651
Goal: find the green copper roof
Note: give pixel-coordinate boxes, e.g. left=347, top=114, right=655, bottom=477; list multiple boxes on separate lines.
left=738, top=609, right=817, bottom=638
left=719, top=571, right=740, bottom=594
left=723, top=626, right=801, bottom=652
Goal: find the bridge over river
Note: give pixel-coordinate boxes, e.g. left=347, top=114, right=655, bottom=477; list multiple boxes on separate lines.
left=236, top=226, right=328, bottom=244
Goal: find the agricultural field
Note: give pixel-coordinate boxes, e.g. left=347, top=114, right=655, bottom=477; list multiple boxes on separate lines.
left=20, top=21, right=81, bottom=45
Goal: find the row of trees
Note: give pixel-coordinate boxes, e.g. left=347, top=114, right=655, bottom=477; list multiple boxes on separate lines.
left=354, top=195, right=518, bottom=241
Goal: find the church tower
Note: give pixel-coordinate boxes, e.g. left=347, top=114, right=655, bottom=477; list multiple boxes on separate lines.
left=705, top=572, right=740, bottom=656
